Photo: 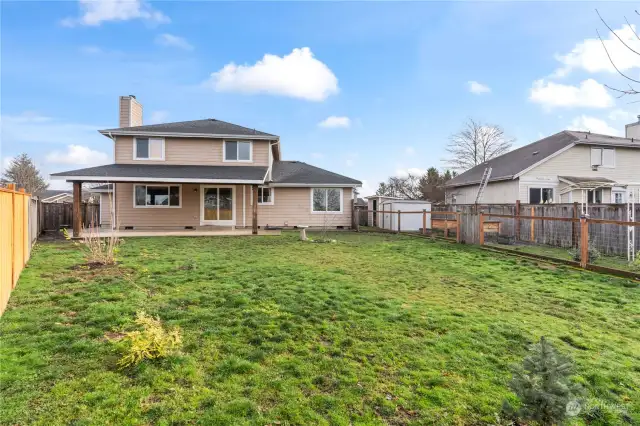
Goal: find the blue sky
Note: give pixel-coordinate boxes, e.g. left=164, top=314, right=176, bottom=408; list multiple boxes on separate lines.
left=1, top=1, right=639, bottom=195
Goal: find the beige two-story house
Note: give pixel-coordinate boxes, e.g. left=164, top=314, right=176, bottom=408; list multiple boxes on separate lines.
left=52, top=96, right=361, bottom=236
left=445, top=128, right=640, bottom=205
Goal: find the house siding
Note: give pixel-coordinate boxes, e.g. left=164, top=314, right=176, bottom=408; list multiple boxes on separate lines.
left=114, top=183, right=353, bottom=229
left=114, top=136, right=270, bottom=167
left=447, top=180, right=519, bottom=204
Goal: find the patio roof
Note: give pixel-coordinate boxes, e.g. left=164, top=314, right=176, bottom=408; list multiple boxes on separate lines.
left=558, top=176, right=620, bottom=193
left=50, top=163, right=268, bottom=184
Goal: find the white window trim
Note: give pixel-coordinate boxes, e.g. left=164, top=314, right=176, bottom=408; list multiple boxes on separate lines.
left=528, top=186, right=556, bottom=204
left=133, top=137, right=165, bottom=161
left=612, top=190, right=625, bottom=203
left=258, top=186, right=274, bottom=205
left=310, top=187, right=344, bottom=214
left=590, top=147, right=616, bottom=169
left=223, top=140, right=253, bottom=163
left=133, top=184, right=182, bottom=208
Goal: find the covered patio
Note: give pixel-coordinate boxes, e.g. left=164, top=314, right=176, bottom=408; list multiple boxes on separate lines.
left=51, top=164, right=269, bottom=238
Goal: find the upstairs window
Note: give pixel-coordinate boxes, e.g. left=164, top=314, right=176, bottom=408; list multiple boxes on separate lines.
left=590, top=147, right=615, bottom=168
left=135, top=138, right=164, bottom=160
left=224, top=141, right=252, bottom=162
left=258, top=187, right=274, bottom=205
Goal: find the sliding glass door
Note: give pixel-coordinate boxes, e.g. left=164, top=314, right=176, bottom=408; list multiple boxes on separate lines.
left=201, top=186, right=235, bottom=225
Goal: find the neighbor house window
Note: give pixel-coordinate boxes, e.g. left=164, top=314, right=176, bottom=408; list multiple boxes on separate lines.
left=590, top=147, right=615, bottom=168
left=134, top=185, right=181, bottom=207
left=258, top=187, right=274, bottom=205
left=613, top=191, right=624, bottom=203
left=224, top=141, right=252, bottom=162
left=311, top=188, right=342, bottom=213
left=529, top=187, right=554, bottom=204
left=134, top=138, right=164, bottom=160
left=587, top=189, right=603, bottom=204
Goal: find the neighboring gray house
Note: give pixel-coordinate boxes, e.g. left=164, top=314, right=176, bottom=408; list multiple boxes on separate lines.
left=445, top=128, right=640, bottom=205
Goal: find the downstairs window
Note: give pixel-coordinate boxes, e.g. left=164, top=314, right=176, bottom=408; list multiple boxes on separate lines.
left=134, top=185, right=181, bottom=207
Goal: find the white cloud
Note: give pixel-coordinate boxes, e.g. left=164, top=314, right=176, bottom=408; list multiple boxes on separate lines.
left=318, top=116, right=351, bottom=129
left=568, top=115, right=620, bottom=136
left=149, top=110, right=169, bottom=124
left=467, top=80, right=491, bottom=94
left=529, top=79, right=613, bottom=109
left=46, top=145, right=109, bottom=167
left=359, top=179, right=376, bottom=197
left=395, top=168, right=425, bottom=178
left=311, top=152, right=324, bottom=159
left=61, top=0, right=169, bottom=27
left=207, top=47, right=339, bottom=101
left=47, top=180, right=73, bottom=190
left=155, top=34, right=193, bottom=51
left=404, top=146, right=415, bottom=155
left=553, top=24, right=640, bottom=77
left=1, top=112, right=104, bottom=146
left=608, top=108, right=636, bottom=122
left=79, top=45, right=103, bottom=55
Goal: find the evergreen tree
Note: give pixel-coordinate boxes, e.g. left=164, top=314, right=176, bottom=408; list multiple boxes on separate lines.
left=2, top=153, right=48, bottom=193
left=504, top=337, right=583, bottom=425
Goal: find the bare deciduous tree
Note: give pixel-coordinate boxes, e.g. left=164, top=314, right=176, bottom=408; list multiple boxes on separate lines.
left=1, top=153, right=48, bottom=193
left=596, top=9, right=640, bottom=100
left=445, top=119, right=514, bottom=171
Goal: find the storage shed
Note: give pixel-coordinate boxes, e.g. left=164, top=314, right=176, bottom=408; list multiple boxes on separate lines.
left=379, top=199, right=432, bottom=232
left=366, top=196, right=404, bottom=227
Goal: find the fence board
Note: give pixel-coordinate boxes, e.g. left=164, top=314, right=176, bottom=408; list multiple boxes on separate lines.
left=40, top=202, right=100, bottom=231
left=1, top=186, right=33, bottom=315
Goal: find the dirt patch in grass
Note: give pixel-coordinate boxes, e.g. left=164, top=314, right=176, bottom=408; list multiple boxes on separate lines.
left=103, top=331, right=126, bottom=341
left=69, top=262, right=114, bottom=271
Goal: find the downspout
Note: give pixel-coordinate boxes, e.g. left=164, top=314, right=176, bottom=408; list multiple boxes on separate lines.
left=106, top=132, right=117, bottom=230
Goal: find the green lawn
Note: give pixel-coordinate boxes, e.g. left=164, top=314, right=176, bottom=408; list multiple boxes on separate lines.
left=1, top=232, right=638, bottom=425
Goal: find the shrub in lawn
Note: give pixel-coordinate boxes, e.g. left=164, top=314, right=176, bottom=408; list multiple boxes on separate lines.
left=502, top=336, right=583, bottom=426
left=568, top=240, right=601, bottom=263
left=118, top=311, right=182, bottom=369
left=63, top=226, right=121, bottom=265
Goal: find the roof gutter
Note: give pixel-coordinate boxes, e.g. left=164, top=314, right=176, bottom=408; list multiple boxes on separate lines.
left=269, top=183, right=361, bottom=188
left=50, top=175, right=265, bottom=184
left=99, top=130, right=280, bottom=141
left=444, top=175, right=514, bottom=188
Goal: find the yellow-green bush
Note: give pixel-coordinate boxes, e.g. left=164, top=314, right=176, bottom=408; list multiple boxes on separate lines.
left=118, top=311, right=182, bottom=368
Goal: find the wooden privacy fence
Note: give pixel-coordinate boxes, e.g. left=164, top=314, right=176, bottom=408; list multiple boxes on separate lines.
left=1, top=185, right=33, bottom=315
left=40, top=202, right=100, bottom=232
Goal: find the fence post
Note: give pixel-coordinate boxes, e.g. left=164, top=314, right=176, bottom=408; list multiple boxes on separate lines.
left=515, top=200, right=521, bottom=240
left=572, top=202, right=579, bottom=248
left=422, top=209, right=426, bottom=235
left=19, top=189, right=27, bottom=266
left=456, top=212, right=462, bottom=243
left=580, top=216, right=589, bottom=268
left=444, top=214, right=449, bottom=238
left=530, top=206, right=535, bottom=242
left=479, top=212, right=485, bottom=245
left=397, top=210, right=401, bottom=233
left=7, top=184, right=16, bottom=289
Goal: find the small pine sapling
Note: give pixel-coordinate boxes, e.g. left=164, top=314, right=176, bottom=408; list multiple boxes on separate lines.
left=503, top=336, right=583, bottom=426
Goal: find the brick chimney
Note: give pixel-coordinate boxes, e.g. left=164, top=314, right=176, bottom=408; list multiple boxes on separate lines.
left=119, top=95, right=143, bottom=128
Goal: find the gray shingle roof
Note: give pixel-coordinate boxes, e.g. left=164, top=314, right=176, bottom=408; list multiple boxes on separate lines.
left=101, top=119, right=277, bottom=138
left=51, top=164, right=268, bottom=182
left=446, top=130, right=640, bottom=187
left=559, top=176, right=617, bottom=185
left=271, top=161, right=361, bottom=185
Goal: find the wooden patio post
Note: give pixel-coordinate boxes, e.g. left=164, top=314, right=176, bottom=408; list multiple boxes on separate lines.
left=251, top=184, right=258, bottom=235
left=422, top=209, right=427, bottom=235
left=580, top=217, right=589, bottom=268
left=72, top=181, right=82, bottom=238
left=572, top=202, right=579, bottom=248
left=397, top=210, right=401, bottom=233
left=479, top=212, right=485, bottom=245
left=515, top=200, right=521, bottom=240
left=456, top=212, right=462, bottom=243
